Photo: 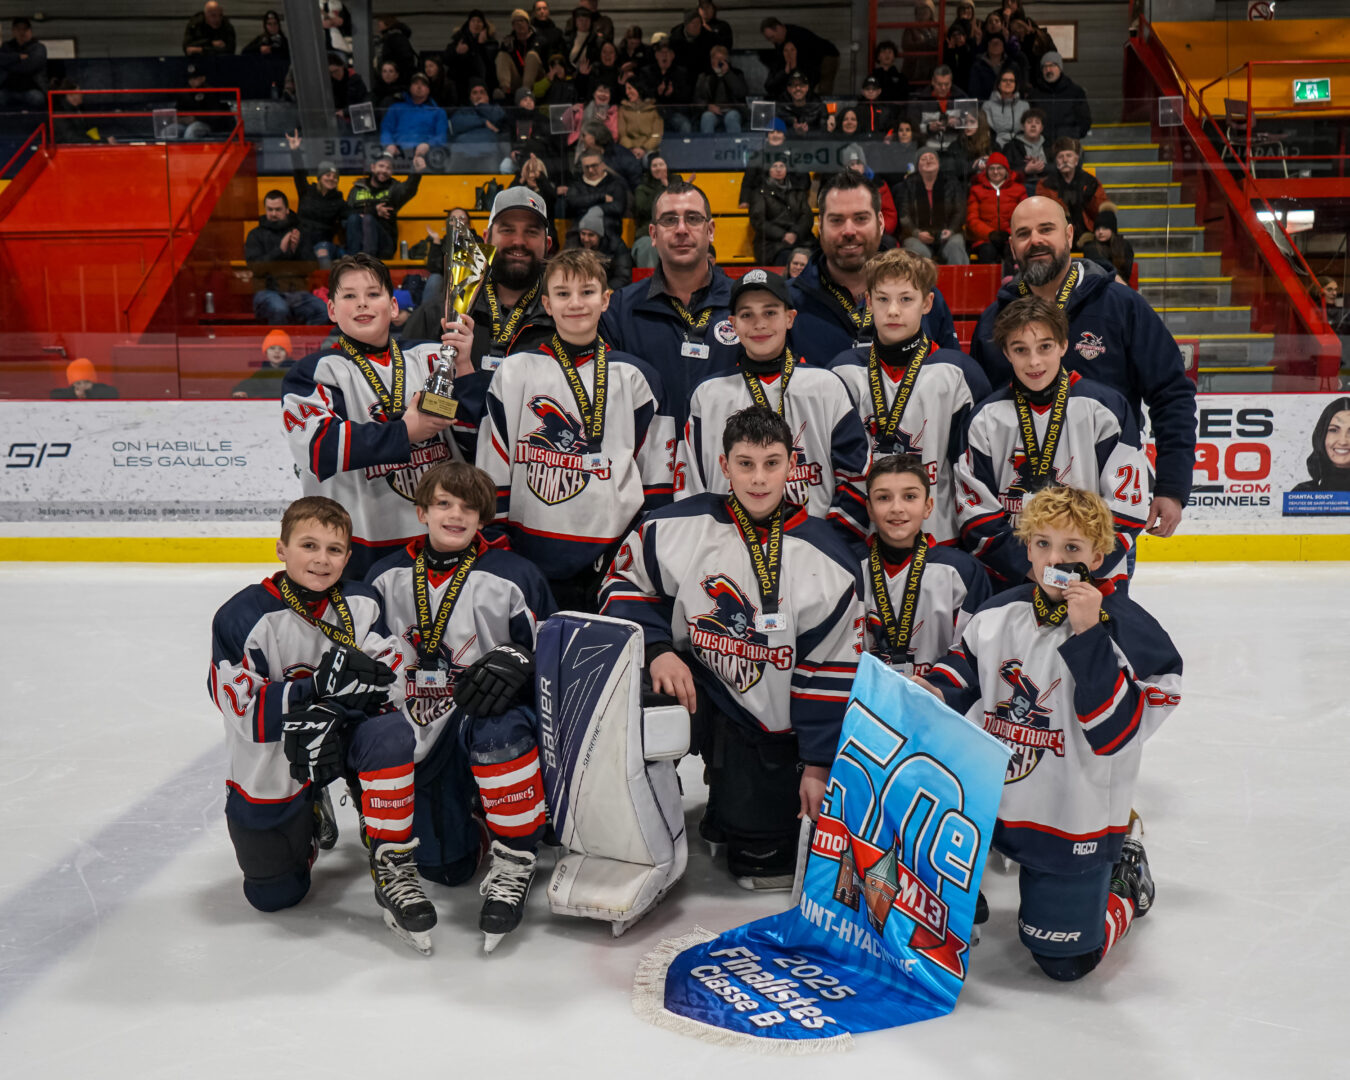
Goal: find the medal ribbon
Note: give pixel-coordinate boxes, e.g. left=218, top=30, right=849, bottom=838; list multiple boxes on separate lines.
left=278, top=579, right=360, bottom=648
left=1033, top=585, right=1110, bottom=628
left=1013, top=368, right=1071, bottom=485
left=869, top=533, right=929, bottom=653
left=822, top=273, right=872, bottom=334
left=483, top=279, right=541, bottom=349
left=413, top=543, right=479, bottom=661
left=667, top=295, right=713, bottom=336
left=1017, top=260, right=1081, bottom=309
left=727, top=494, right=783, bottom=616
left=550, top=335, right=608, bottom=446
left=868, top=336, right=932, bottom=446
left=338, top=335, right=405, bottom=416
left=740, top=350, right=796, bottom=417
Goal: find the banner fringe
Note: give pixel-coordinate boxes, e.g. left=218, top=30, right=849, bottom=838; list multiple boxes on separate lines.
left=632, top=926, right=854, bottom=1055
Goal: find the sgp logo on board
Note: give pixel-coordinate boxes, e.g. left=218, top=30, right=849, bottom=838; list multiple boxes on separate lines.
left=6, top=442, right=72, bottom=468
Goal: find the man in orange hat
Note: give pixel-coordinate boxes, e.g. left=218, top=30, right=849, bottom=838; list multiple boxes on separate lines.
left=50, top=358, right=118, bottom=399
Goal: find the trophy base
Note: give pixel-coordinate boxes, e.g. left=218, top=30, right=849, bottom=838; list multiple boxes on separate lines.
left=418, top=393, right=459, bottom=420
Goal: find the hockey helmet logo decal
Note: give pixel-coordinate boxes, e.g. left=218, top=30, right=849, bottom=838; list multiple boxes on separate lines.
left=1073, top=331, right=1106, bottom=361
left=516, top=394, right=609, bottom=505
left=687, top=574, right=792, bottom=694
left=984, top=659, right=1063, bottom=783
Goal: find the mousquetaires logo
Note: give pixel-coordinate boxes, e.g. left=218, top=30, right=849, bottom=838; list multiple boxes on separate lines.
left=515, top=395, right=610, bottom=505
left=984, top=659, right=1063, bottom=783
left=687, top=574, right=792, bottom=693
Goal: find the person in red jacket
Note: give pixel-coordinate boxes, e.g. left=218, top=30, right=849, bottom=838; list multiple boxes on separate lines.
left=965, top=150, right=1026, bottom=269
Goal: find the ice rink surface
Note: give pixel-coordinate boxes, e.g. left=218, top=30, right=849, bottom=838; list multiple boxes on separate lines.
left=0, top=561, right=1345, bottom=1078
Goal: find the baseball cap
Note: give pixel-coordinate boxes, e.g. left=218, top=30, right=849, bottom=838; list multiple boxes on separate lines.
left=487, top=186, right=550, bottom=231
left=393, top=288, right=413, bottom=311
left=861, top=75, right=880, bottom=90
left=729, top=269, right=792, bottom=311
left=787, top=69, right=809, bottom=85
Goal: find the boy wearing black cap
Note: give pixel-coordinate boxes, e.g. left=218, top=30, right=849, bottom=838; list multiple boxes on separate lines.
left=677, top=270, right=871, bottom=545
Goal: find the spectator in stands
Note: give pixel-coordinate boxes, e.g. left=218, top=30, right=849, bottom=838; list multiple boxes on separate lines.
left=0, top=17, right=46, bottom=109
left=983, top=67, right=1027, bottom=148
left=785, top=247, right=811, bottom=279
left=855, top=77, right=896, bottom=138
left=641, top=35, right=693, bottom=134
left=566, top=0, right=614, bottom=43
left=618, top=24, right=648, bottom=70
left=952, top=0, right=979, bottom=36
left=536, top=52, right=577, bottom=111
left=699, top=2, right=732, bottom=47
left=778, top=70, right=827, bottom=136
left=176, top=64, right=235, bottom=139
left=532, top=1, right=565, bottom=58
left=503, top=88, right=553, bottom=173
left=446, top=12, right=499, bottom=102
left=617, top=79, right=662, bottom=159
left=374, top=61, right=409, bottom=110
left=51, top=358, right=118, bottom=400
left=321, top=0, right=353, bottom=60
left=381, top=74, right=448, bottom=168
left=497, top=9, right=543, bottom=102
left=948, top=108, right=993, bottom=185
left=1081, top=206, right=1134, bottom=284
left=421, top=207, right=480, bottom=301
left=695, top=44, right=745, bottom=133
left=421, top=55, right=456, bottom=107
left=577, top=38, right=620, bottom=99
left=841, top=144, right=898, bottom=236
left=965, top=150, right=1025, bottom=269
left=889, top=118, right=921, bottom=176
left=346, top=151, right=424, bottom=258
left=1009, top=13, right=1055, bottom=69
left=232, top=330, right=294, bottom=398
left=827, top=108, right=861, bottom=139
left=451, top=80, right=506, bottom=143
left=50, top=80, right=112, bottom=143
left=285, top=131, right=346, bottom=266
left=1036, top=137, right=1102, bottom=251
left=565, top=206, right=633, bottom=289
left=669, top=8, right=714, bottom=76
left=739, top=123, right=803, bottom=208
left=245, top=191, right=327, bottom=325
left=1032, top=51, right=1090, bottom=142
left=910, top=66, right=968, bottom=153
left=375, top=14, right=417, bottom=81
left=564, top=147, right=628, bottom=231
left=184, top=1, right=236, bottom=56
left=902, top=1, right=939, bottom=84
left=566, top=7, right=603, bottom=72
left=896, top=149, right=968, bottom=265
left=943, top=21, right=975, bottom=91
left=870, top=42, right=908, bottom=104
left=632, top=152, right=680, bottom=266
left=750, top=156, right=812, bottom=266
left=242, top=10, right=288, bottom=60
left=569, top=81, right=618, bottom=147
left=969, top=34, right=1015, bottom=103
left=1316, top=276, right=1350, bottom=337
left=1005, top=106, right=1048, bottom=181
left=760, top=18, right=839, bottom=96
left=329, top=52, right=369, bottom=121
left=511, top=153, right=558, bottom=223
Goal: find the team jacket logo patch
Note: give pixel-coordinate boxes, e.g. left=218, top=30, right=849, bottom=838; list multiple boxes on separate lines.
left=786, top=422, right=825, bottom=506
left=984, top=659, right=1064, bottom=783
left=713, top=318, right=740, bottom=345
left=687, top=574, right=792, bottom=694
left=516, top=395, right=610, bottom=505
left=1073, top=331, right=1106, bottom=361
left=364, top=431, right=452, bottom=502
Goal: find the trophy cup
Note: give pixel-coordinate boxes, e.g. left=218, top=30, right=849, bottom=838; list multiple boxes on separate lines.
left=418, top=218, right=495, bottom=419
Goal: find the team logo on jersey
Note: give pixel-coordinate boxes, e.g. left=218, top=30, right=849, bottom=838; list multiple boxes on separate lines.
left=870, top=415, right=928, bottom=459
left=1073, top=331, right=1106, bottom=361
left=983, top=659, right=1064, bottom=783
left=713, top=318, right=740, bottom=346
left=687, top=574, right=793, bottom=694
left=785, top=421, right=825, bottom=506
left=400, top=627, right=477, bottom=727
left=364, top=438, right=453, bottom=501
left=515, top=395, right=610, bottom=505
left=1002, top=453, right=1074, bottom=514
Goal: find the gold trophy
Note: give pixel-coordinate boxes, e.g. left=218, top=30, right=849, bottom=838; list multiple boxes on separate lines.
left=418, top=217, right=495, bottom=418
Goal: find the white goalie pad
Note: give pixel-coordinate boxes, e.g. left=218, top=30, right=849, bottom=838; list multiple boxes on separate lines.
left=535, top=611, right=689, bottom=933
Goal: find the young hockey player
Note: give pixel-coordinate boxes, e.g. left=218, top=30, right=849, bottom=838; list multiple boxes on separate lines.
left=954, top=296, right=1148, bottom=587
left=920, top=485, right=1183, bottom=981
left=827, top=248, right=991, bottom=546
left=281, top=253, right=480, bottom=578
left=208, top=496, right=437, bottom=953
left=864, top=453, right=991, bottom=676
left=601, top=405, right=865, bottom=890
left=677, top=269, right=871, bottom=545
left=367, top=462, right=556, bottom=952
left=476, top=247, right=675, bottom=612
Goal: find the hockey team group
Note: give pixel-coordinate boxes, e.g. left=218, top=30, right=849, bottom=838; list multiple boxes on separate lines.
left=209, top=176, right=1190, bottom=982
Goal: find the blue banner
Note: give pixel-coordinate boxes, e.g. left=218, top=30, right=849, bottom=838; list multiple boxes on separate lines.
left=636, top=655, right=1010, bottom=1049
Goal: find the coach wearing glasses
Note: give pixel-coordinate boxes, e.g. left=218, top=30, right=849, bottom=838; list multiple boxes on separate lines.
left=601, top=180, right=739, bottom=428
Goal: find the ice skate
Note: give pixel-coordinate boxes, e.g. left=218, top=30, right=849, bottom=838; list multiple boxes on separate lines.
left=971, top=890, right=989, bottom=945
left=1110, top=811, right=1154, bottom=918
left=340, top=783, right=370, bottom=849
left=370, top=839, right=437, bottom=955
left=312, top=784, right=339, bottom=851
left=478, top=840, right=536, bottom=954
left=736, top=873, right=794, bottom=892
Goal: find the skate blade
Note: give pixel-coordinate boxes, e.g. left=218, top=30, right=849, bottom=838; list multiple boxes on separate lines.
left=971, top=924, right=981, bottom=947
left=706, top=840, right=726, bottom=859
left=382, top=910, right=433, bottom=955
left=736, top=874, right=794, bottom=892
left=483, top=932, right=505, bottom=954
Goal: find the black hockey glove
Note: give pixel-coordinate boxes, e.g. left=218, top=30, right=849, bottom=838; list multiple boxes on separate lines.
left=282, top=705, right=346, bottom=787
left=313, top=645, right=396, bottom=714
left=453, top=644, right=535, bottom=717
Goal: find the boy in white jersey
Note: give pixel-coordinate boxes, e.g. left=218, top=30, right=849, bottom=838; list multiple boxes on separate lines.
left=920, top=487, right=1182, bottom=981
left=208, top=496, right=436, bottom=953
left=827, top=249, right=991, bottom=545
left=863, top=453, right=990, bottom=676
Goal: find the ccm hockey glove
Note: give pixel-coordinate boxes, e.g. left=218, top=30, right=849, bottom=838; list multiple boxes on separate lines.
left=313, top=645, right=396, bottom=714
left=282, top=705, right=346, bottom=787
left=453, top=645, right=535, bottom=717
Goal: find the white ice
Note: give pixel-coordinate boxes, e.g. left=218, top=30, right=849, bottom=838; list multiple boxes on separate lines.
left=0, top=562, right=1345, bottom=1078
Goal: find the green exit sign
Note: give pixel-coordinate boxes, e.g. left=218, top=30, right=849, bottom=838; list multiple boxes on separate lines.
left=1293, top=78, right=1331, bottom=103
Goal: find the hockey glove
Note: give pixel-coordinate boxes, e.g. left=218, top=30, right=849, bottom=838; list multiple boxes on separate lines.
left=313, top=645, right=396, bottom=714
left=282, top=705, right=346, bottom=787
left=453, top=644, right=535, bottom=717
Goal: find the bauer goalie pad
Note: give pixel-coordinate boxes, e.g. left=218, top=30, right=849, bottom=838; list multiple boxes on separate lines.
left=536, top=611, right=689, bottom=933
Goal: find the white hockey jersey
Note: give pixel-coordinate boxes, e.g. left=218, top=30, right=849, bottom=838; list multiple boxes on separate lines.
left=827, top=342, right=992, bottom=544
left=366, top=536, right=556, bottom=763
left=676, top=359, right=871, bottom=542
left=954, top=371, right=1149, bottom=585
left=208, top=575, right=404, bottom=828
left=929, top=583, right=1183, bottom=873
left=600, top=493, right=865, bottom=764
left=476, top=341, right=676, bottom=580
left=281, top=337, right=478, bottom=576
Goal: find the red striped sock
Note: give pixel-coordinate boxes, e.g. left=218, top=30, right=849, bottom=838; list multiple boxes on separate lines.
left=1102, top=892, right=1135, bottom=957
left=359, top=763, right=415, bottom=844
left=472, top=748, right=546, bottom=842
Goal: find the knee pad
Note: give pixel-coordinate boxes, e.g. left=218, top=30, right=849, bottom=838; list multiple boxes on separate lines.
left=242, top=869, right=312, bottom=913
left=1031, top=948, right=1104, bottom=982
left=227, top=807, right=314, bottom=913
left=703, top=717, right=801, bottom=878
left=535, top=611, right=690, bottom=934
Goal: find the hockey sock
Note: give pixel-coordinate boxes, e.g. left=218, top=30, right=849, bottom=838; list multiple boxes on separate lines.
left=1101, top=892, right=1135, bottom=958
left=471, top=747, right=546, bottom=849
left=358, top=763, right=416, bottom=845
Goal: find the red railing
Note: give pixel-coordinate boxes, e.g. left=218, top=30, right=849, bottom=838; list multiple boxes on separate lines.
left=868, top=0, right=947, bottom=83
left=0, top=123, right=46, bottom=180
